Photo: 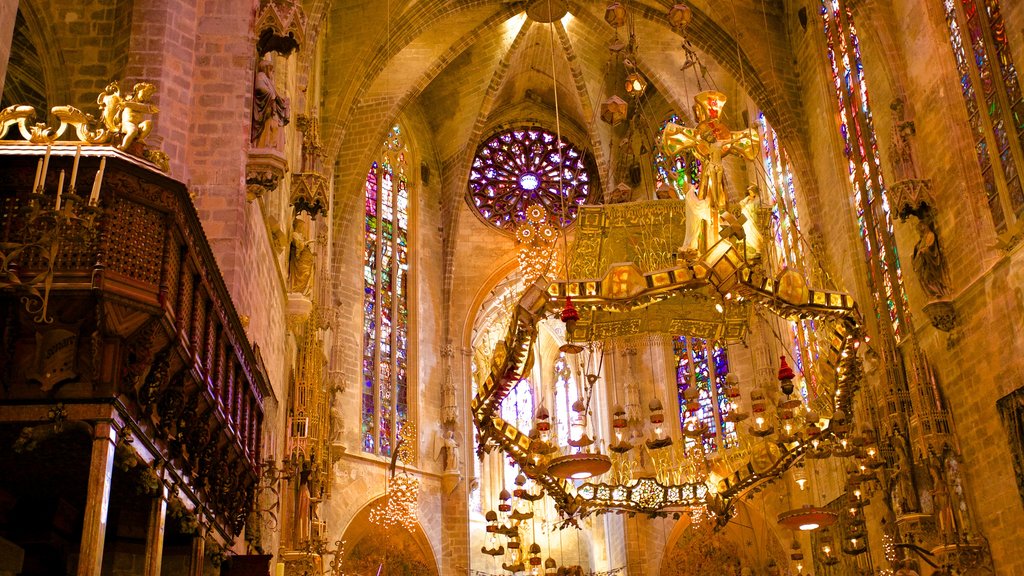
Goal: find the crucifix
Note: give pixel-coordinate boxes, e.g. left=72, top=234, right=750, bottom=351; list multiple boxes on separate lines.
left=660, top=91, right=759, bottom=254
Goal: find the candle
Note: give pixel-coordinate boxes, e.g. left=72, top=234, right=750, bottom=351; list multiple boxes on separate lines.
left=56, top=170, right=65, bottom=210
left=69, top=145, right=81, bottom=191
left=275, top=562, right=285, bottom=576
left=33, top=159, right=43, bottom=191
left=89, top=157, right=106, bottom=206
left=40, top=143, right=51, bottom=192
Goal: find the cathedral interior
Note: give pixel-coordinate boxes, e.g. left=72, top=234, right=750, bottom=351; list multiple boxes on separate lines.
left=2, top=0, right=1024, bottom=575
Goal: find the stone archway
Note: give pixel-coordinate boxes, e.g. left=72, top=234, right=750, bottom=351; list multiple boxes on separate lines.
left=338, top=496, right=439, bottom=576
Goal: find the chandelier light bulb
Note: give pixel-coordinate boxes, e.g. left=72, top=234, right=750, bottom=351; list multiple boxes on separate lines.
left=800, top=522, right=819, bottom=531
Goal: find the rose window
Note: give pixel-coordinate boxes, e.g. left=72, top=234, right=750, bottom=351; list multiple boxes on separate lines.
left=468, top=127, right=595, bottom=232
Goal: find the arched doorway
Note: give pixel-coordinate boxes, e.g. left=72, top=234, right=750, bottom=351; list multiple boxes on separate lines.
left=338, top=496, right=439, bottom=576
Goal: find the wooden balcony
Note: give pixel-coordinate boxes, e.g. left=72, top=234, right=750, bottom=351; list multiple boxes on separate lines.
left=0, top=145, right=271, bottom=540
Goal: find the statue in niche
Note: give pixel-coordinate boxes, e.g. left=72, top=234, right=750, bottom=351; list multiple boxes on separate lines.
left=929, top=450, right=956, bottom=544
left=251, top=56, right=290, bottom=148
left=891, top=429, right=920, bottom=514
left=912, top=215, right=949, bottom=299
left=442, top=429, right=459, bottom=472
left=288, top=217, right=315, bottom=294
left=944, top=447, right=971, bottom=539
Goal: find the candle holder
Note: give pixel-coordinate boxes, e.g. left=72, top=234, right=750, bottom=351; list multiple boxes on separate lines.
left=2, top=160, right=104, bottom=323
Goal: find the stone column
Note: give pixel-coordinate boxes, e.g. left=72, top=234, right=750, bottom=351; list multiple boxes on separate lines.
left=0, top=0, right=16, bottom=99
left=77, top=422, right=118, bottom=576
left=144, top=483, right=169, bottom=576
left=188, top=531, right=206, bottom=576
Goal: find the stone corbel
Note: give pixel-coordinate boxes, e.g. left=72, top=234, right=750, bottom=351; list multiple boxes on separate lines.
left=255, top=0, right=306, bottom=57
left=246, top=150, right=288, bottom=202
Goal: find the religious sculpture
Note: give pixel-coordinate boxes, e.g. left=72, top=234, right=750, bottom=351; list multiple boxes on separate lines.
left=96, top=80, right=159, bottom=151
left=929, top=450, right=956, bottom=544
left=912, top=216, right=949, bottom=299
left=288, top=217, right=315, bottom=294
left=442, top=429, right=459, bottom=472
left=891, top=429, right=920, bottom=514
left=679, top=182, right=711, bottom=258
left=662, top=90, right=759, bottom=251
left=739, top=185, right=764, bottom=259
left=252, top=56, right=290, bottom=148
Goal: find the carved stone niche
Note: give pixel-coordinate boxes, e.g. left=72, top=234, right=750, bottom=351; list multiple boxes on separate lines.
left=255, top=0, right=306, bottom=57
left=889, top=178, right=934, bottom=222
left=290, top=114, right=329, bottom=218
left=246, top=149, right=288, bottom=202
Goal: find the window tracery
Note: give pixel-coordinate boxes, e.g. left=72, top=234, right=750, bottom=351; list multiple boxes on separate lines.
left=674, top=337, right=735, bottom=452
left=468, top=127, right=594, bottom=232
left=942, top=0, right=1024, bottom=235
left=361, top=125, right=411, bottom=456
left=820, top=0, right=911, bottom=342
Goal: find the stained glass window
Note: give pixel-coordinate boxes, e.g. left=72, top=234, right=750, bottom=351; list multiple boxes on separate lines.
left=653, top=114, right=701, bottom=198
left=820, top=0, right=910, bottom=342
left=942, top=0, right=1024, bottom=234
left=758, top=115, right=816, bottom=400
left=674, top=337, right=736, bottom=451
left=362, top=125, right=411, bottom=457
left=468, top=127, right=594, bottom=232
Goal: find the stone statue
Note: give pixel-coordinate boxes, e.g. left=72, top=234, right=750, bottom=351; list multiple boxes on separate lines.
left=912, top=217, right=949, bottom=299
left=892, top=430, right=920, bottom=513
left=252, top=57, right=290, bottom=148
left=442, top=429, right=459, bottom=472
left=929, top=452, right=956, bottom=544
left=288, top=217, right=315, bottom=294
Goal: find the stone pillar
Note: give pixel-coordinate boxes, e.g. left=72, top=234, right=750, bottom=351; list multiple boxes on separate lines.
left=144, top=483, right=169, bottom=576
left=0, top=0, right=16, bottom=99
left=188, top=530, right=206, bottom=576
left=77, top=422, right=118, bottom=576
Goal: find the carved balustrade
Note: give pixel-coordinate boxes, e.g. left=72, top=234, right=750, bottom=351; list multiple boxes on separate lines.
left=0, top=146, right=270, bottom=539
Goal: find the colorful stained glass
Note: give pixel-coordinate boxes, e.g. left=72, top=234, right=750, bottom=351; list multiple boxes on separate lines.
left=467, top=127, right=594, bottom=231
left=362, top=126, right=412, bottom=456
left=653, top=114, right=701, bottom=197
left=820, top=0, right=910, bottom=342
left=674, top=337, right=735, bottom=452
left=943, top=0, right=1024, bottom=232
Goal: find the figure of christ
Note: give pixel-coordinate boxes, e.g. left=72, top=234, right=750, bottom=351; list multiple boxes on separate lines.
left=662, top=91, right=760, bottom=254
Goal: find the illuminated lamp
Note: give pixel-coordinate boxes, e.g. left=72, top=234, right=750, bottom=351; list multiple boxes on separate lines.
left=667, top=4, right=693, bottom=29
left=777, top=505, right=838, bottom=531
left=546, top=452, right=612, bottom=480
left=625, top=72, right=648, bottom=97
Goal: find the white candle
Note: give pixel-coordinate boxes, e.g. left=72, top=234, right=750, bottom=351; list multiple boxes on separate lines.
left=40, top=143, right=51, bottom=192
left=33, top=159, right=43, bottom=191
left=56, top=170, right=65, bottom=210
left=69, top=145, right=81, bottom=191
left=89, top=157, right=106, bottom=206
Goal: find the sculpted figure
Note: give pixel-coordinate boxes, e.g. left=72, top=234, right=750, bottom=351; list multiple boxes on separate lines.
left=443, top=429, right=460, bottom=472
left=252, top=57, right=290, bottom=148
left=288, top=217, right=315, bottom=294
left=118, top=82, right=158, bottom=150
left=97, top=81, right=123, bottom=133
left=680, top=183, right=711, bottom=258
left=912, top=217, right=949, bottom=299
left=739, top=186, right=764, bottom=258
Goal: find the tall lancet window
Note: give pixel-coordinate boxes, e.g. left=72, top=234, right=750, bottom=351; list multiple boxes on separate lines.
left=942, top=0, right=1024, bottom=235
left=758, top=115, right=817, bottom=399
left=820, top=0, right=910, bottom=342
left=674, top=337, right=735, bottom=451
left=361, top=125, right=411, bottom=456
